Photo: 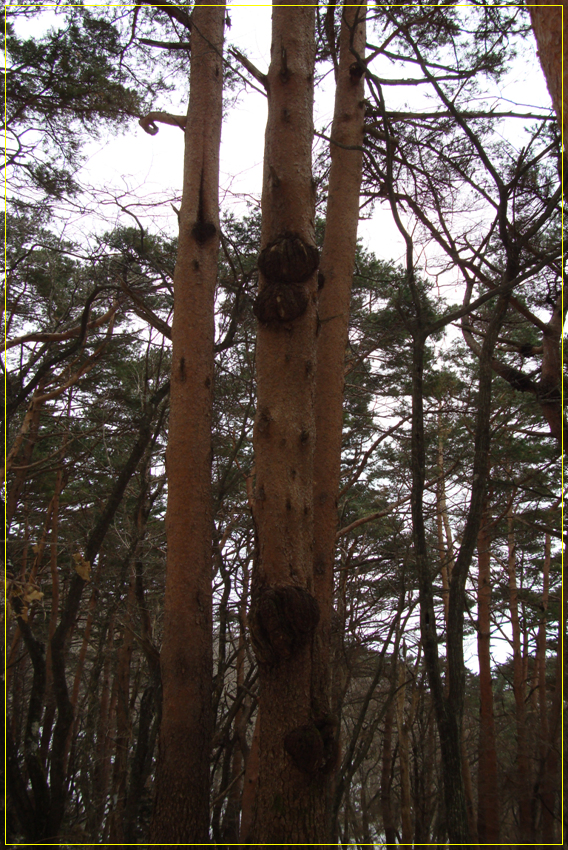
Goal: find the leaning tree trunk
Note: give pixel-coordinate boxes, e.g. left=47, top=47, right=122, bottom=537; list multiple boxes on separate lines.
left=150, top=2, right=225, bottom=842
left=246, top=4, right=326, bottom=844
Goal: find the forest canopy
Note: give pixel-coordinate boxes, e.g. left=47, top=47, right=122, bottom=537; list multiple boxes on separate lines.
left=3, top=2, right=564, bottom=847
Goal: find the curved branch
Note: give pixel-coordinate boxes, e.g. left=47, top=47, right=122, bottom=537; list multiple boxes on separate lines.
left=139, top=111, right=186, bottom=135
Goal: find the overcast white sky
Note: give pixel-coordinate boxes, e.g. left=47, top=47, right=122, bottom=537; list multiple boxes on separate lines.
left=13, top=4, right=551, bottom=268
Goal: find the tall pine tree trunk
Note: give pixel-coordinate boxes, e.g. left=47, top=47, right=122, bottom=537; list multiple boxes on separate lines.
left=312, top=0, right=366, bottom=686
left=476, top=506, right=500, bottom=844
left=150, top=2, right=225, bottom=841
left=247, top=4, right=326, bottom=843
left=312, top=0, right=366, bottom=835
left=528, top=4, right=565, bottom=141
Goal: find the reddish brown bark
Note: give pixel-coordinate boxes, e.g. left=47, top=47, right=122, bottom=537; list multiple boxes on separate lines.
left=311, top=4, right=366, bottom=838
left=476, top=508, right=500, bottom=843
left=312, top=0, right=366, bottom=712
left=150, top=2, right=225, bottom=843
left=528, top=3, right=565, bottom=141
left=247, top=4, right=326, bottom=843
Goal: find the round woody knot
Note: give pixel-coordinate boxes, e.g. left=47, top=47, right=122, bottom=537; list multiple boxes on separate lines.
left=248, top=585, right=320, bottom=666
left=253, top=281, right=309, bottom=324
left=258, top=233, right=319, bottom=284
left=284, top=724, right=324, bottom=775
left=254, top=233, right=319, bottom=325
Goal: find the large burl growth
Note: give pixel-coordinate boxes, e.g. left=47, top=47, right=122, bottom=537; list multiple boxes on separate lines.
left=249, top=584, right=320, bottom=666
left=254, top=232, right=319, bottom=324
left=285, top=715, right=340, bottom=776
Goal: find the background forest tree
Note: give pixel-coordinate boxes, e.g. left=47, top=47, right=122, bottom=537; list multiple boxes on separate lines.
left=3, top=2, right=564, bottom=848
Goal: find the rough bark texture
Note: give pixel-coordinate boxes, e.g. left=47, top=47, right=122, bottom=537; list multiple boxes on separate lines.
left=248, top=5, right=327, bottom=844
left=312, top=0, right=366, bottom=712
left=311, top=4, right=366, bottom=836
left=476, top=509, right=500, bottom=844
left=150, top=2, right=225, bottom=842
left=528, top=4, right=565, bottom=142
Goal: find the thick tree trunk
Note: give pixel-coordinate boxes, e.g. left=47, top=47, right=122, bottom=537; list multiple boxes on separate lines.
left=528, top=4, right=565, bottom=142
left=150, top=2, right=225, bottom=842
left=476, top=507, right=500, bottom=844
left=247, top=4, right=328, bottom=844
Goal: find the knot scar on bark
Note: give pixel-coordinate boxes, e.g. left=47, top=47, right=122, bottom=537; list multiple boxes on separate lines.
left=284, top=715, right=340, bottom=775
left=349, top=61, right=365, bottom=83
left=248, top=585, right=320, bottom=666
left=192, top=171, right=218, bottom=245
left=280, top=45, right=289, bottom=82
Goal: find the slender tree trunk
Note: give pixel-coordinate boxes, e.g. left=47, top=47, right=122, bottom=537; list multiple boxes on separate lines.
left=89, top=615, right=115, bottom=840
left=507, top=507, right=533, bottom=845
left=380, top=695, right=397, bottom=847
left=240, top=709, right=260, bottom=844
left=435, top=422, right=454, bottom=625
left=476, top=505, right=500, bottom=844
left=311, top=2, right=366, bottom=836
left=247, top=4, right=329, bottom=843
left=536, top=534, right=553, bottom=844
left=396, top=658, right=413, bottom=849
left=312, top=0, right=366, bottom=698
left=539, top=581, right=563, bottom=846
left=410, top=331, right=470, bottom=846
left=107, top=572, right=136, bottom=844
left=150, top=2, right=225, bottom=842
